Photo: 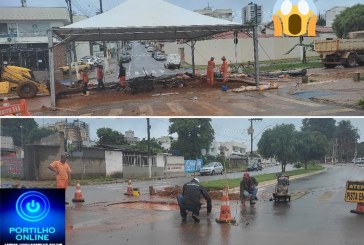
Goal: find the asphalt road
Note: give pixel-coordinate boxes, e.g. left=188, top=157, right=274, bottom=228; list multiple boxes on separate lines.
left=65, top=164, right=364, bottom=245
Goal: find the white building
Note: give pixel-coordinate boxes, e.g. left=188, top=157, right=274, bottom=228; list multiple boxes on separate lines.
left=325, top=6, right=347, bottom=27
left=157, top=136, right=174, bottom=150
left=125, top=130, right=140, bottom=145
left=242, top=2, right=262, bottom=25
left=206, top=141, right=247, bottom=159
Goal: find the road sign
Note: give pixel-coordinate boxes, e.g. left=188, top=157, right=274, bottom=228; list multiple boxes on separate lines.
left=345, top=181, right=364, bottom=203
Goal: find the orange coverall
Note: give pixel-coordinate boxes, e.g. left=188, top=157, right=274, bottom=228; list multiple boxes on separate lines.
left=207, top=60, right=215, bottom=85
left=49, top=160, right=71, bottom=189
left=220, top=60, right=229, bottom=83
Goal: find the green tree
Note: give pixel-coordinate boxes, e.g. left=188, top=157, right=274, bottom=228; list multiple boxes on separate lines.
left=96, top=127, right=127, bottom=146
left=28, top=127, right=56, bottom=143
left=132, top=138, right=165, bottom=154
left=295, top=131, right=329, bottom=169
left=169, top=119, right=214, bottom=159
left=257, top=124, right=296, bottom=172
left=301, top=118, right=336, bottom=141
left=317, top=13, right=326, bottom=27
left=357, top=142, right=364, bottom=158
left=335, top=120, right=359, bottom=162
left=1, top=119, right=38, bottom=146
left=332, top=4, right=364, bottom=38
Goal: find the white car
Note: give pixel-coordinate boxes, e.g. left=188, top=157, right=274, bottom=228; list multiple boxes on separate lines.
left=164, top=54, right=181, bottom=69
left=147, top=46, right=154, bottom=52
left=79, top=58, right=97, bottom=67
left=200, top=162, right=224, bottom=176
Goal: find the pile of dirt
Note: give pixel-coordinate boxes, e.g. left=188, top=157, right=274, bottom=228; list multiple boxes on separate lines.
left=156, top=185, right=182, bottom=198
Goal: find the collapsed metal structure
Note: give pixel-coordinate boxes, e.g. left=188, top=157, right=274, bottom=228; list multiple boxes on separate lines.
left=47, top=0, right=257, bottom=109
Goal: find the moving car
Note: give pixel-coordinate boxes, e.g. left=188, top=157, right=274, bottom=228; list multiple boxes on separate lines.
left=199, top=162, right=224, bottom=176
left=59, top=61, right=90, bottom=74
left=120, top=52, right=132, bottom=63
left=164, top=54, right=181, bottom=69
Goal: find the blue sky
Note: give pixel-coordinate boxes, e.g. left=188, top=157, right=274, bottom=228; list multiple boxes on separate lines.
left=0, top=0, right=363, bottom=22
left=34, top=118, right=364, bottom=148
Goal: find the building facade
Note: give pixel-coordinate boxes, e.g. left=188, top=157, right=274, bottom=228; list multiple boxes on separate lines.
left=46, top=119, right=90, bottom=143
left=0, top=7, right=89, bottom=69
left=157, top=136, right=174, bottom=150
left=125, top=130, right=140, bottom=145
left=242, top=2, right=262, bottom=25
left=325, top=6, right=347, bottom=27
left=206, top=141, right=246, bottom=159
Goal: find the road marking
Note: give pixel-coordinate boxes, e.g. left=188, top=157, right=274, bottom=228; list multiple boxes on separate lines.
left=166, top=102, right=189, bottom=115
left=137, top=105, right=154, bottom=115
left=135, top=71, right=140, bottom=76
left=309, top=108, right=355, bottom=116
left=232, top=102, right=266, bottom=113
left=194, top=100, right=234, bottom=115
left=263, top=93, right=322, bottom=107
left=108, top=108, right=124, bottom=115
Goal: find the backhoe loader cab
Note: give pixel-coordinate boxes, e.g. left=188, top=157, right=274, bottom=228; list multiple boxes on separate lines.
left=0, top=65, right=48, bottom=99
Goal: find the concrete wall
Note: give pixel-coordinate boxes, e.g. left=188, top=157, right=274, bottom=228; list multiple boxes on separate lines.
left=105, top=150, right=123, bottom=176
left=155, top=154, right=185, bottom=172
left=123, top=166, right=164, bottom=178
left=164, top=36, right=322, bottom=66
left=0, top=157, right=23, bottom=178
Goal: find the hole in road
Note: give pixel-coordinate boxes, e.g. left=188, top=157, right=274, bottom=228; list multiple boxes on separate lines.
left=108, top=201, right=180, bottom=211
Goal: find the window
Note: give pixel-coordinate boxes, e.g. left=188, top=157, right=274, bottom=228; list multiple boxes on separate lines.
left=0, top=23, right=18, bottom=37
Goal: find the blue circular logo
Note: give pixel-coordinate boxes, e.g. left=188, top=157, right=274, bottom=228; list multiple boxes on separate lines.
left=16, top=191, right=50, bottom=222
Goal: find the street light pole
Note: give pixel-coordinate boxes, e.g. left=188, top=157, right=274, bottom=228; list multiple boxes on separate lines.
left=147, top=118, right=151, bottom=178
left=20, top=125, right=24, bottom=157
left=248, top=118, right=262, bottom=158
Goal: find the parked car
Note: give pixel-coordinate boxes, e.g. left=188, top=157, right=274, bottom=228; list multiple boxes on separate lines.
left=59, top=61, right=90, bottom=74
left=200, top=162, right=224, bottom=176
left=120, top=52, right=132, bottom=63
left=79, top=58, right=97, bottom=68
left=247, top=157, right=263, bottom=171
left=155, top=53, right=166, bottom=61
left=147, top=46, right=154, bottom=52
left=164, top=54, right=181, bottom=69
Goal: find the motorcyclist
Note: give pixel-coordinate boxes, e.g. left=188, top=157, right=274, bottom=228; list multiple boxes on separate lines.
left=177, top=178, right=212, bottom=222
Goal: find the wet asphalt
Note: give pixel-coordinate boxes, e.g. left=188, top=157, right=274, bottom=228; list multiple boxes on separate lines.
left=66, top=164, right=364, bottom=245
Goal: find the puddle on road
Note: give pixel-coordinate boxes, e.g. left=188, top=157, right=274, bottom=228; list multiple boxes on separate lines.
left=293, top=90, right=336, bottom=99
left=109, top=201, right=180, bottom=211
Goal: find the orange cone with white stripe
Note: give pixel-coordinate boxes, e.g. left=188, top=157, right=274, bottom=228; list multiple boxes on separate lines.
left=216, top=185, right=236, bottom=224
left=351, top=202, right=364, bottom=214
left=72, top=182, right=85, bottom=202
left=125, top=179, right=133, bottom=196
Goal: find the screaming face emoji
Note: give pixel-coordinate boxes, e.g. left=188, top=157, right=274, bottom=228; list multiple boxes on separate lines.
left=273, top=0, right=318, bottom=37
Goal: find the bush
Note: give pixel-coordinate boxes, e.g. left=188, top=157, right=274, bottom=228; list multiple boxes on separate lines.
left=294, top=162, right=302, bottom=168
left=358, top=98, right=364, bottom=108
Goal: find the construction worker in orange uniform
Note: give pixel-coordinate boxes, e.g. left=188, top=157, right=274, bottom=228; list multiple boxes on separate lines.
left=48, top=153, right=72, bottom=204
left=207, top=57, right=215, bottom=85
left=220, top=56, right=229, bottom=83
left=79, top=70, right=89, bottom=95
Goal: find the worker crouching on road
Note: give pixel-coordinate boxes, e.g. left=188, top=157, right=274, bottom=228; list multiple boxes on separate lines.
left=177, top=178, right=212, bottom=222
left=240, top=172, right=258, bottom=205
left=207, top=57, right=215, bottom=85
left=220, top=56, right=229, bottom=83
left=48, top=153, right=72, bottom=204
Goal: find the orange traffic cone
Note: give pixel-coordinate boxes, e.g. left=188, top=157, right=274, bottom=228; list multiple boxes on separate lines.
left=125, top=179, right=133, bottom=196
left=351, top=202, right=364, bottom=214
left=72, top=182, right=85, bottom=202
left=216, top=185, right=236, bottom=224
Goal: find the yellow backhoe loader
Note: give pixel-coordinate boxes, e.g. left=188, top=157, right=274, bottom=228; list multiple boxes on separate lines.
left=0, top=65, right=49, bottom=99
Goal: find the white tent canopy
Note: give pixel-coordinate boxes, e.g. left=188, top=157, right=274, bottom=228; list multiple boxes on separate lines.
left=53, top=0, right=249, bottom=42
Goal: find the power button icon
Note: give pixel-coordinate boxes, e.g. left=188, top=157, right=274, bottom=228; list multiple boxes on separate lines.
left=16, top=191, right=50, bottom=222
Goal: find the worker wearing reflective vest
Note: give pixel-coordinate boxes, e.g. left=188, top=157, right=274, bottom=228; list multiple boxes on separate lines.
left=207, top=57, right=215, bottom=85
left=220, top=56, right=229, bottom=83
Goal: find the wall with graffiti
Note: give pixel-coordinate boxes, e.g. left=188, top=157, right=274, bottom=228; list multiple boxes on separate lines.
left=0, top=157, right=24, bottom=178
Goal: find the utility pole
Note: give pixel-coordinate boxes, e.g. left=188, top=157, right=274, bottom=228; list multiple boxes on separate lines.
left=147, top=118, right=151, bottom=178
left=99, top=0, right=107, bottom=58
left=253, top=3, right=260, bottom=88
left=248, top=118, right=262, bottom=158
